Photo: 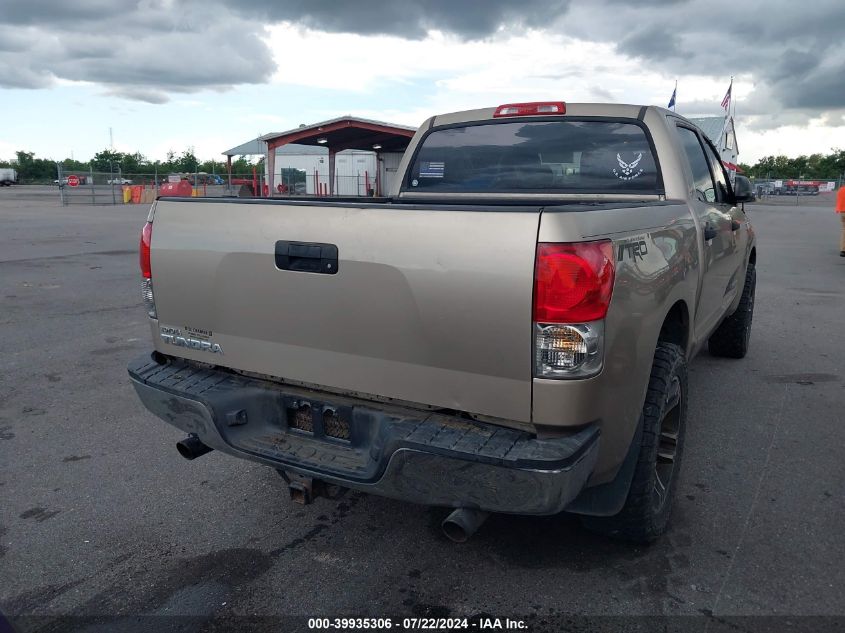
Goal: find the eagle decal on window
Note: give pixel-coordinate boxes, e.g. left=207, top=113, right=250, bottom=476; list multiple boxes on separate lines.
left=613, top=152, right=645, bottom=181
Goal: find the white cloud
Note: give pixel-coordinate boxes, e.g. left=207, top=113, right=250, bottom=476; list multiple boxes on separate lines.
left=264, top=26, right=465, bottom=91
left=738, top=119, right=845, bottom=163
left=262, top=25, right=845, bottom=162
left=3, top=4, right=843, bottom=165
left=0, top=139, right=18, bottom=162
left=263, top=25, right=692, bottom=104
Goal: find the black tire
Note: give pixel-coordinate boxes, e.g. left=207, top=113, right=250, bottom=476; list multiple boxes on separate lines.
left=708, top=262, right=756, bottom=359
left=581, top=342, right=687, bottom=543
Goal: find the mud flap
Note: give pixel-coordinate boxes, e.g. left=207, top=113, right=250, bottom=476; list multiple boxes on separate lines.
left=564, top=416, right=643, bottom=517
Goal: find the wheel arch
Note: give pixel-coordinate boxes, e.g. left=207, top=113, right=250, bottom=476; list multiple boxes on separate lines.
left=658, top=300, right=691, bottom=357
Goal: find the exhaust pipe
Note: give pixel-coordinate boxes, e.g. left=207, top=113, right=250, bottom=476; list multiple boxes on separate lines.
left=176, top=434, right=213, bottom=460
left=441, top=508, right=489, bottom=543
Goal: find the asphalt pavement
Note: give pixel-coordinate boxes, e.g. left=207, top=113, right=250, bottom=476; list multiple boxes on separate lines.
left=1, top=186, right=843, bottom=632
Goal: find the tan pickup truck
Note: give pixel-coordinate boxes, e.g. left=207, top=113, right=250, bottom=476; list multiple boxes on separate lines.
left=128, top=102, right=756, bottom=543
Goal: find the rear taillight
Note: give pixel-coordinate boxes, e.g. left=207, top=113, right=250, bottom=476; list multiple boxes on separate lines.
left=533, top=241, right=614, bottom=378
left=140, top=222, right=152, bottom=278
left=139, top=221, right=156, bottom=318
left=534, top=242, right=614, bottom=323
left=493, top=102, right=566, bottom=117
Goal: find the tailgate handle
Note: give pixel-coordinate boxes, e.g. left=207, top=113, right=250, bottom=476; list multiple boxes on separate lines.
left=275, top=241, right=338, bottom=274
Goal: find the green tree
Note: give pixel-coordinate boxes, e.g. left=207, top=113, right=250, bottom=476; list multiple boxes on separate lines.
left=171, top=149, right=198, bottom=173
left=13, top=150, right=58, bottom=183
left=198, top=158, right=226, bottom=175
left=746, top=149, right=845, bottom=179
left=92, top=150, right=120, bottom=170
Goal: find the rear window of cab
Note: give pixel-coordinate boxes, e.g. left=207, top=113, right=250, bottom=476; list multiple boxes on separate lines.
left=405, top=120, right=660, bottom=194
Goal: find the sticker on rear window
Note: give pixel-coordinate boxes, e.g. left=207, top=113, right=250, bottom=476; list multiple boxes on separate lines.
left=419, top=161, right=445, bottom=178
left=613, top=153, right=644, bottom=181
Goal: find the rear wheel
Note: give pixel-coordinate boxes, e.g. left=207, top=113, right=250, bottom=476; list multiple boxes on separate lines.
left=708, top=262, right=755, bottom=358
left=581, top=342, right=687, bottom=542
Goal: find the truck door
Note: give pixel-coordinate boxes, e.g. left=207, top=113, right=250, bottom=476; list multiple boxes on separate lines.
left=701, top=138, right=746, bottom=312
left=674, top=125, right=736, bottom=337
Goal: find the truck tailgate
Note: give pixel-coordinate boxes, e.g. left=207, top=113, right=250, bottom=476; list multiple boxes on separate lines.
left=149, top=199, right=541, bottom=423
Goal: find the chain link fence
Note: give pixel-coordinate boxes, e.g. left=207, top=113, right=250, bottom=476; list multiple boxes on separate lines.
left=56, top=164, right=130, bottom=205
left=745, top=176, right=843, bottom=207
left=56, top=163, right=385, bottom=205
left=51, top=147, right=396, bottom=205
left=749, top=177, right=841, bottom=198
left=57, top=165, right=255, bottom=205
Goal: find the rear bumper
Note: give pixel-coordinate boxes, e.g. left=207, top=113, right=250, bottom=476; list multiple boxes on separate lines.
left=127, top=353, right=599, bottom=515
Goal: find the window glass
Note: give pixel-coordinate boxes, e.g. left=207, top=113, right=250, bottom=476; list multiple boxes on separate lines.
left=702, top=140, right=731, bottom=202
left=676, top=126, right=716, bottom=203
left=405, top=120, right=659, bottom=194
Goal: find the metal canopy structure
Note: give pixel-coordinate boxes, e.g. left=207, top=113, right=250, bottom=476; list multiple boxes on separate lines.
left=221, top=137, right=267, bottom=192
left=688, top=116, right=738, bottom=155
left=222, top=137, right=266, bottom=157
left=688, top=116, right=740, bottom=173
left=259, top=116, right=416, bottom=195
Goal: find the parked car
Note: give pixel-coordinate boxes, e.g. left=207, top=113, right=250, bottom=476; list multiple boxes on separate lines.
left=107, top=177, right=132, bottom=185
left=128, top=101, right=756, bottom=543
left=777, top=184, right=819, bottom=196
left=187, top=173, right=223, bottom=186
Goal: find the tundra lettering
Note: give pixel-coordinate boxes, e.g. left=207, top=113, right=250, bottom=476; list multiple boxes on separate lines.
left=160, top=332, right=223, bottom=354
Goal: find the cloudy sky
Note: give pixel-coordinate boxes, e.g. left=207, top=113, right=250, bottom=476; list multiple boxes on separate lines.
left=1, top=0, right=844, bottom=165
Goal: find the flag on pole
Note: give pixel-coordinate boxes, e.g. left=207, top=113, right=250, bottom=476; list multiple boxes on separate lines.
left=668, top=83, right=677, bottom=110
left=721, top=80, right=732, bottom=111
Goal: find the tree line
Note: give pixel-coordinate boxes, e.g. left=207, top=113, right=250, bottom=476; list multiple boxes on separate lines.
left=4, top=146, right=844, bottom=184
left=0, top=149, right=261, bottom=184
left=738, top=149, right=845, bottom=180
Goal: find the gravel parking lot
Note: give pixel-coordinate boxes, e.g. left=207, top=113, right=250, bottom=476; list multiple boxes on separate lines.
left=1, top=186, right=843, bottom=632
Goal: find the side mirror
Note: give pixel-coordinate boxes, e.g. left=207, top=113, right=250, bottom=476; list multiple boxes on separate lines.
left=733, top=175, right=755, bottom=203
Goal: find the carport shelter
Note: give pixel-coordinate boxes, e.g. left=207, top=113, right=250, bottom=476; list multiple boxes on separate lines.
left=259, top=117, right=416, bottom=196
